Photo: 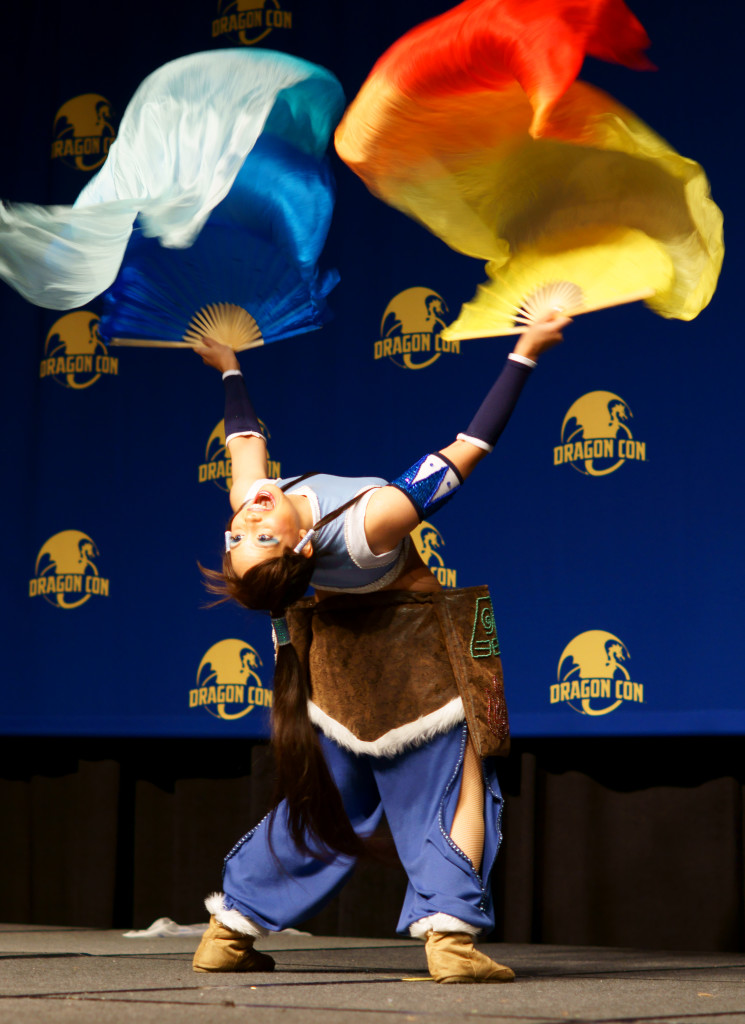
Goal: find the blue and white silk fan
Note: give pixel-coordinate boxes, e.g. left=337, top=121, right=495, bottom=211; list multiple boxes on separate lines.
left=0, top=50, right=345, bottom=350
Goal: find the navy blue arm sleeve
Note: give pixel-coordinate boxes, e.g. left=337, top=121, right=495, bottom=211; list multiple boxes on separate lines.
left=388, top=357, right=535, bottom=520
left=222, top=371, right=263, bottom=445
left=458, top=356, right=534, bottom=452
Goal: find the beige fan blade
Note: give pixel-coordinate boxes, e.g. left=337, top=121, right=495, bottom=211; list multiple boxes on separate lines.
left=508, top=280, right=654, bottom=331
left=511, top=280, right=586, bottom=327
left=443, top=278, right=655, bottom=340
left=183, top=303, right=264, bottom=351
left=440, top=231, right=665, bottom=342
left=110, top=303, right=264, bottom=350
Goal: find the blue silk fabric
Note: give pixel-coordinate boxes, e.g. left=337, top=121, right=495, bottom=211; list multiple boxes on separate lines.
left=0, top=49, right=344, bottom=345
left=99, top=133, right=340, bottom=343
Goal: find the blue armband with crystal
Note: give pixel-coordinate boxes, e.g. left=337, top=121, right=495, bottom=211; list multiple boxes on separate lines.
left=390, top=452, right=463, bottom=519
left=222, top=370, right=264, bottom=446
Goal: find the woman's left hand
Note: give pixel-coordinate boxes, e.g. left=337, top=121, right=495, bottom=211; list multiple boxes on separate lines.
left=193, top=335, right=240, bottom=373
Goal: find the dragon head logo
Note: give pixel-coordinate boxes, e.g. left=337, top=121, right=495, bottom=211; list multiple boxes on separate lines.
left=192, top=639, right=272, bottom=720
left=199, top=418, right=276, bottom=491
left=40, top=312, right=114, bottom=390
left=554, top=391, right=646, bottom=476
left=411, top=521, right=457, bottom=587
left=375, top=287, right=460, bottom=370
left=553, top=630, right=644, bottom=716
left=212, top=0, right=292, bottom=46
left=51, top=95, right=116, bottom=171
left=30, top=530, right=108, bottom=609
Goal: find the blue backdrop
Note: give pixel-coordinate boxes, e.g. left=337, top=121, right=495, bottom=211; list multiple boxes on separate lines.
left=0, top=0, right=740, bottom=737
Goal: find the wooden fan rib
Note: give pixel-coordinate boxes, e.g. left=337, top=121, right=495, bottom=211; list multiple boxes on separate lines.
left=183, top=302, right=263, bottom=351
left=109, top=338, right=194, bottom=348
left=447, top=285, right=657, bottom=341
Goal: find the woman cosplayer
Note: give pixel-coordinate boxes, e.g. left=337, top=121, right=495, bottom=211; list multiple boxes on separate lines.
left=193, top=313, right=568, bottom=984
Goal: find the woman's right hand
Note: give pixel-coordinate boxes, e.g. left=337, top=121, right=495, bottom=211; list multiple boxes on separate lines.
left=193, top=335, right=240, bottom=373
left=512, top=311, right=571, bottom=362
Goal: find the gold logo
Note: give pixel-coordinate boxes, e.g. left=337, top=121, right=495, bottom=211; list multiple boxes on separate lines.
left=51, top=94, right=115, bottom=171
left=190, top=639, right=272, bottom=720
left=552, top=630, right=644, bottom=716
left=198, top=418, right=279, bottom=492
left=375, top=287, right=460, bottom=370
left=211, top=0, right=293, bottom=45
left=553, top=391, right=646, bottom=476
left=29, top=531, right=110, bottom=609
left=39, top=313, right=118, bottom=390
left=412, top=521, right=457, bottom=587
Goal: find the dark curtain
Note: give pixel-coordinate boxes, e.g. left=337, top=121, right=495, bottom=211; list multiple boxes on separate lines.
left=2, top=736, right=743, bottom=951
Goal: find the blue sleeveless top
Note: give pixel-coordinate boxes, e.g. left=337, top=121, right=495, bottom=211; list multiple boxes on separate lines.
left=245, top=474, right=408, bottom=593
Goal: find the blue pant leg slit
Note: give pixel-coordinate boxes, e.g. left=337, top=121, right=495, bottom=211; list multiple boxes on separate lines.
left=371, top=724, right=504, bottom=936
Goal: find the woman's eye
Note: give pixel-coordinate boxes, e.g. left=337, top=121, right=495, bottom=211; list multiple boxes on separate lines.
left=230, top=533, right=244, bottom=548
left=257, top=533, right=280, bottom=547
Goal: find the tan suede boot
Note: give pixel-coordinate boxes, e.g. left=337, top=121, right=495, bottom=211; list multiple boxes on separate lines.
left=192, top=916, right=275, bottom=973
left=425, top=931, right=515, bottom=984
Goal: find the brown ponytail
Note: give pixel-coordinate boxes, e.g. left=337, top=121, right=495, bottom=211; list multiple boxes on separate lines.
left=201, top=513, right=373, bottom=858
left=270, top=639, right=370, bottom=858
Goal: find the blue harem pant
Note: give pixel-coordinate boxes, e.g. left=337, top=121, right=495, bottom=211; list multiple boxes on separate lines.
left=220, top=723, right=504, bottom=937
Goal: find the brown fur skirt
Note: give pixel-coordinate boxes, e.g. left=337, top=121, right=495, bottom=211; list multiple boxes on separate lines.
left=285, top=585, right=510, bottom=759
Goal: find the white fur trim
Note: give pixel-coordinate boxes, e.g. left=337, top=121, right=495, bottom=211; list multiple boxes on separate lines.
left=205, top=893, right=268, bottom=938
left=409, top=913, right=481, bottom=940
left=308, top=696, right=465, bottom=758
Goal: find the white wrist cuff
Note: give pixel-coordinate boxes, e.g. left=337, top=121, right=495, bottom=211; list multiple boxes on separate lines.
left=456, top=433, right=494, bottom=453
left=225, top=430, right=265, bottom=446
left=222, top=369, right=243, bottom=379
left=508, top=352, right=537, bottom=369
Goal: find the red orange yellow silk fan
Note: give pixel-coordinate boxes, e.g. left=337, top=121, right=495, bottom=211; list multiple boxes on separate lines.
left=335, top=0, right=723, bottom=337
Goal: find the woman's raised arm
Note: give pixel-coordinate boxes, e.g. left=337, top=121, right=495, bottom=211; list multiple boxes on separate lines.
left=194, top=337, right=269, bottom=511
left=363, top=313, right=570, bottom=554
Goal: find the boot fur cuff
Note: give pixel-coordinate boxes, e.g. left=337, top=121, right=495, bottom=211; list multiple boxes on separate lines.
left=205, top=892, right=268, bottom=938
left=409, top=913, right=481, bottom=940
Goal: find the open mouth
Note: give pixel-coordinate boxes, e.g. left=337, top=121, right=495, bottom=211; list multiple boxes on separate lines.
left=251, top=489, right=276, bottom=511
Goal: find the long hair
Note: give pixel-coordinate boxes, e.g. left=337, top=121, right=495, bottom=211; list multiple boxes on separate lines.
left=201, top=494, right=374, bottom=860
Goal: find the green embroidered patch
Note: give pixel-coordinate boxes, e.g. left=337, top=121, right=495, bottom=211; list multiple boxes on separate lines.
left=470, top=595, right=500, bottom=658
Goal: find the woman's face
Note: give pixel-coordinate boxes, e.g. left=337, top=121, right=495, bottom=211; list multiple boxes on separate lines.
left=226, top=484, right=308, bottom=576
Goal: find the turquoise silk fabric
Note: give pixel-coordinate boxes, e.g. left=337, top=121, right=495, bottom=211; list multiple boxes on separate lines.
left=0, top=50, right=344, bottom=341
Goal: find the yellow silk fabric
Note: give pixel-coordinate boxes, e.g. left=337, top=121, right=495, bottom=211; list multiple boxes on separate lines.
left=336, top=79, right=723, bottom=337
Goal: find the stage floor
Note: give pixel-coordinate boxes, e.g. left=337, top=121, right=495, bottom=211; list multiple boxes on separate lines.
left=1, top=924, right=743, bottom=1023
